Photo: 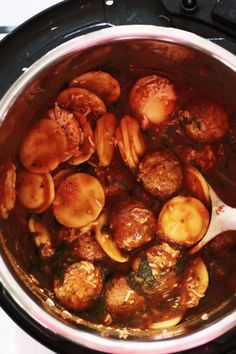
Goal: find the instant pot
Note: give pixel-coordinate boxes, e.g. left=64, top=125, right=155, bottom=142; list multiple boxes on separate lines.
left=0, top=1, right=236, bottom=353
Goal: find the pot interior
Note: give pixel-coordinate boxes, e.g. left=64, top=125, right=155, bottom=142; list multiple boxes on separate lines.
left=0, top=32, right=236, bottom=342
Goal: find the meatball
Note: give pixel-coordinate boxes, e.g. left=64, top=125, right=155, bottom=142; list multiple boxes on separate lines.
left=111, top=198, right=156, bottom=251
left=54, top=261, right=103, bottom=311
left=65, top=232, right=106, bottom=262
left=132, top=243, right=180, bottom=296
left=105, top=276, right=145, bottom=317
left=180, top=98, right=229, bottom=142
left=176, top=144, right=217, bottom=172
left=207, top=231, right=236, bottom=258
left=138, top=150, right=183, bottom=199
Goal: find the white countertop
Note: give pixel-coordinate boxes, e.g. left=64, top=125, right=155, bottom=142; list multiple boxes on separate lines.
left=0, top=3, right=63, bottom=354
left=0, top=307, right=54, bottom=353
left=0, top=0, right=63, bottom=26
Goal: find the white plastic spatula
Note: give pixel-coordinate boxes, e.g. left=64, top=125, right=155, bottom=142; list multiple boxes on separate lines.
left=190, top=185, right=236, bottom=254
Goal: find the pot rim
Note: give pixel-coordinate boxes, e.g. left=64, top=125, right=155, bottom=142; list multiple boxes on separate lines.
left=0, top=25, right=236, bottom=354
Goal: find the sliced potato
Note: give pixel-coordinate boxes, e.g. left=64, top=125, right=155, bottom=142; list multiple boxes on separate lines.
left=0, top=159, right=16, bottom=219
left=185, top=166, right=210, bottom=207
left=95, top=212, right=129, bottom=263
left=17, top=169, right=55, bottom=213
left=28, top=218, right=55, bottom=259
left=53, top=168, right=74, bottom=189
left=48, top=104, right=80, bottom=159
left=181, top=257, right=209, bottom=308
left=116, top=115, right=146, bottom=169
left=19, top=119, right=68, bottom=173
left=53, top=173, right=105, bottom=228
left=157, top=196, right=210, bottom=247
left=149, top=314, right=183, bottom=329
left=69, top=71, right=120, bottom=105
left=57, top=87, right=106, bottom=118
left=68, top=117, right=95, bottom=165
left=95, top=113, right=117, bottom=166
left=129, top=75, right=176, bottom=128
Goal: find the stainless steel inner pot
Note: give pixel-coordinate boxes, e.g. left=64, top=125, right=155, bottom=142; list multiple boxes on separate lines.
left=0, top=25, right=236, bottom=354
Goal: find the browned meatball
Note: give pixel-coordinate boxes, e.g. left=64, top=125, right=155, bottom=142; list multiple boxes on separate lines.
left=138, top=150, right=183, bottom=199
left=105, top=276, right=145, bottom=317
left=132, top=243, right=180, bottom=296
left=65, top=232, right=106, bottom=262
left=111, top=198, right=156, bottom=251
left=180, top=98, right=229, bottom=142
left=54, top=261, right=103, bottom=311
left=207, top=231, right=236, bottom=258
left=176, top=144, right=217, bottom=172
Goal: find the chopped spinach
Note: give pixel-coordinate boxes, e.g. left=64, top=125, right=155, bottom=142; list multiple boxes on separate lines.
left=27, top=213, right=41, bottom=221
left=127, top=255, right=156, bottom=291
left=101, top=224, right=111, bottom=235
left=55, top=266, right=65, bottom=285
left=29, top=231, right=39, bottom=239
left=176, top=255, right=187, bottom=276
left=181, top=116, right=192, bottom=125
left=138, top=255, right=155, bottom=283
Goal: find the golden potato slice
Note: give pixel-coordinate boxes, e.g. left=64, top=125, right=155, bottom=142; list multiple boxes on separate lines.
left=129, top=75, right=176, bottom=128
left=149, top=314, right=183, bottom=329
left=19, top=119, right=68, bottom=173
left=69, top=71, right=120, bottom=105
left=181, top=257, right=209, bottom=308
left=53, top=173, right=105, bottom=228
left=0, top=159, right=16, bottom=219
left=53, top=168, right=74, bottom=189
left=57, top=87, right=106, bottom=118
left=68, top=117, right=95, bottom=165
left=157, top=196, right=210, bottom=247
left=48, top=104, right=80, bottom=159
left=94, top=113, right=117, bottom=166
left=28, top=218, right=55, bottom=259
left=17, top=169, right=55, bottom=213
left=95, top=212, right=129, bottom=263
left=185, top=166, right=210, bottom=207
left=116, top=115, right=146, bottom=169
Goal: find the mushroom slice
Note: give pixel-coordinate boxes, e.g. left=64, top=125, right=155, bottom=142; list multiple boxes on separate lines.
left=129, top=75, right=176, bottom=128
left=68, top=117, right=95, bottom=165
left=116, top=115, right=146, bottom=169
left=28, top=218, right=55, bottom=259
left=95, top=113, right=117, bottom=166
left=95, top=212, right=129, bottom=263
left=181, top=257, right=209, bottom=308
left=149, top=314, right=183, bottom=329
left=53, top=168, right=74, bottom=189
left=48, top=104, right=80, bottom=159
left=0, top=159, right=16, bottom=219
left=157, top=196, right=210, bottom=247
left=53, top=173, right=105, bottom=228
left=19, top=119, right=68, bottom=173
left=17, top=169, right=55, bottom=213
left=69, top=71, right=120, bottom=105
left=185, top=166, right=210, bottom=207
left=57, top=87, right=106, bottom=119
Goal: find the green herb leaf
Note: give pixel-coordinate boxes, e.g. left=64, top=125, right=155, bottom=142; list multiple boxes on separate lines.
left=101, top=225, right=111, bottom=235
left=29, top=231, right=39, bottom=239
left=181, top=116, right=192, bottom=125
left=138, top=254, right=156, bottom=287
left=176, top=255, right=187, bottom=276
